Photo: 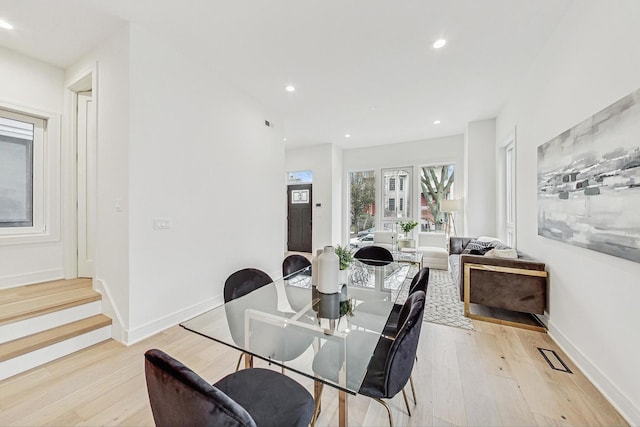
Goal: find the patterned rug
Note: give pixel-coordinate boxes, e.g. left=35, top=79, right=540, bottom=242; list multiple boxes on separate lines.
left=394, top=266, right=474, bottom=330
left=423, top=269, right=474, bottom=330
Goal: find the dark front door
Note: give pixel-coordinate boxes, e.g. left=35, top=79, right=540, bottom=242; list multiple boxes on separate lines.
left=287, top=184, right=312, bottom=252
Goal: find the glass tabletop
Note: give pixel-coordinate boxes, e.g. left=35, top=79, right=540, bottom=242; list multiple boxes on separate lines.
left=180, top=259, right=412, bottom=394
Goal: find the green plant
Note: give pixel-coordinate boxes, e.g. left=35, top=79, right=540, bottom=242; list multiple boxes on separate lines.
left=398, top=220, right=418, bottom=235
left=335, top=245, right=353, bottom=270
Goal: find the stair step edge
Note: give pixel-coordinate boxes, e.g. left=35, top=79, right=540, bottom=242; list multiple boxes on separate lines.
left=0, top=290, right=102, bottom=325
left=0, top=314, right=112, bottom=362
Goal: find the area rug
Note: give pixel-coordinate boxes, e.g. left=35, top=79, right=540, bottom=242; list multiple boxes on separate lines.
left=394, top=267, right=474, bottom=330
left=423, top=269, right=475, bottom=330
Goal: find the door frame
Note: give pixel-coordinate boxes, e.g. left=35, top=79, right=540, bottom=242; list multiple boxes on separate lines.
left=63, top=65, right=97, bottom=279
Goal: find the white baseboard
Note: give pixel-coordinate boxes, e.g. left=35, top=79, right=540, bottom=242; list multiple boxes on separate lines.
left=548, top=321, right=639, bottom=426
left=124, top=296, right=223, bottom=345
left=0, top=269, right=64, bottom=289
left=0, top=326, right=111, bottom=381
left=93, top=278, right=125, bottom=343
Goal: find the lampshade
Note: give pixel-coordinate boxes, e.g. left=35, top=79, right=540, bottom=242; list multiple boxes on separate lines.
left=440, top=199, right=460, bottom=212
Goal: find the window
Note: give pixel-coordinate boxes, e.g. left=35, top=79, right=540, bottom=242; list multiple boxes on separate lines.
left=388, top=197, right=395, bottom=212
left=382, top=167, right=412, bottom=231
left=349, top=170, right=376, bottom=239
left=419, top=164, right=455, bottom=232
left=505, top=141, right=516, bottom=246
left=0, top=110, right=45, bottom=232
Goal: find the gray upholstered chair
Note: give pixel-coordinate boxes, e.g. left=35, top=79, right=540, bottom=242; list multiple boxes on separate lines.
left=312, top=291, right=426, bottom=426
left=144, top=348, right=314, bottom=427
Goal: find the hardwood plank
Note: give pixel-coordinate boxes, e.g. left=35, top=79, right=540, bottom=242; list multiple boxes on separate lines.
left=0, top=322, right=628, bottom=427
left=0, top=287, right=101, bottom=325
left=0, top=278, right=91, bottom=305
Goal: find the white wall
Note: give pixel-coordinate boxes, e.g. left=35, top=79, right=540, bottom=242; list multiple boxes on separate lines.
left=126, top=25, right=285, bottom=342
left=343, top=135, right=466, bottom=240
left=464, top=119, right=496, bottom=237
left=285, top=143, right=338, bottom=251
left=496, top=2, right=640, bottom=423
left=66, top=25, right=131, bottom=339
left=0, top=46, right=65, bottom=288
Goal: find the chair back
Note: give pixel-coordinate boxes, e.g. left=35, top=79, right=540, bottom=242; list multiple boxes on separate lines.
left=282, top=254, right=312, bottom=279
left=384, top=291, right=425, bottom=397
left=224, top=268, right=273, bottom=303
left=354, top=245, right=393, bottom=266
left=408, top=267, right=430, bottom=295
left=144, top=349, right=256, bottom=427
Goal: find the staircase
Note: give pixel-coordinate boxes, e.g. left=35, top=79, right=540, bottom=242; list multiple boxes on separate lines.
left=0, top=278, right=112, bottom=381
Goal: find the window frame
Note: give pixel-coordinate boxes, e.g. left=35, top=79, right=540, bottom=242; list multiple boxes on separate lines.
left=0, top=103, right=58, bottom=245
left=505, top=140, right=516, bottom=247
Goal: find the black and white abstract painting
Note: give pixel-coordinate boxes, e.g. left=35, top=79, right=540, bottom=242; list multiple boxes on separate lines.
left=537, top=88, right=640, bottom=263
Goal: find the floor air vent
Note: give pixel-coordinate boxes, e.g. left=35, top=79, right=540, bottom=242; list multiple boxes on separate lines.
left=538, top=347, right=572, bottom=373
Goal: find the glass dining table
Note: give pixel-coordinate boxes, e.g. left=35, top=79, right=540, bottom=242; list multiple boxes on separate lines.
left=180, top=258, right=412, bottom=427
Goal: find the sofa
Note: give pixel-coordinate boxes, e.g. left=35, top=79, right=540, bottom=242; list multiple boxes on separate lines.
left=449, top=237, right=548, bottom=327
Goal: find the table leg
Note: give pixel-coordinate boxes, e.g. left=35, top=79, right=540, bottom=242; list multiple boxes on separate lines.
left=339, top=390, right=348, bottom=427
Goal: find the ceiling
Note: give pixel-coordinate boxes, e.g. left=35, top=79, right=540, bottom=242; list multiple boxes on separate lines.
left=0, top=0, right=572, bottom=149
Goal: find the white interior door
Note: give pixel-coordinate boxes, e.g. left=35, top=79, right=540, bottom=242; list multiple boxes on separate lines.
left=77, top=91, right=96, bottom=277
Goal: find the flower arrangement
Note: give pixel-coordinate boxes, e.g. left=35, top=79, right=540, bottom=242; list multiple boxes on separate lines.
left=398, top=220, right=418, bottom=238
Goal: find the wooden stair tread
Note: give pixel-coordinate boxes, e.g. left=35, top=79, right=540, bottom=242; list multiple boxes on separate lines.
left=0, top=278, right=92, bottom=305
left=0, top=287, right=102, bottom=325
left=0, top=314, right=112, bottom=362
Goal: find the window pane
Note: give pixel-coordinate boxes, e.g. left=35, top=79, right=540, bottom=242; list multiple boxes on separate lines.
left=0, top=116, right=34, bottom=227
left=382, top=167, right=411, bottom=220
left=419, top=164, right=455, bottom=232
left=349, top=170, right=376, bottom=239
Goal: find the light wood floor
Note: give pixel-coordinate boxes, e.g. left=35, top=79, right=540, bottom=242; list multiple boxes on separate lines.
left=0, top=320, right=627, bottom=426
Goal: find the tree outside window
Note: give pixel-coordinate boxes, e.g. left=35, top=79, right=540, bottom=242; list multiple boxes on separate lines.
left=349, top=170, right=376, bottom=236
left=420, top=164, right=455, bottom=232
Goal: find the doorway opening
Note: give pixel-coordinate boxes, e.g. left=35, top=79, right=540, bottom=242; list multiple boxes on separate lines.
left=287, top=171, right=312, bottom=253
left=65, top=70, right=96, bottom=279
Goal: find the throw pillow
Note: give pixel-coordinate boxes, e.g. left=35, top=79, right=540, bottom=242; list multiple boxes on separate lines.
left=477, top=236, right=502, bottom=243
left=484, top=248, right=518, bottom=259
left=462, top=239, right=494, bottom=255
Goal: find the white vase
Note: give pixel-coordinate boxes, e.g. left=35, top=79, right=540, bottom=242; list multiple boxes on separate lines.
left=311, top=248, right=323, bottom=287
left=317, top=245, right=339, bottom=294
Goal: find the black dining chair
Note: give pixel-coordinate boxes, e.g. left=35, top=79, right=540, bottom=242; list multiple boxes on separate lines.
left=382, top=267, right=430, bottom=337
left=311, top=291, right=426, bottom=427
left=354, top=245, right=394, bottom=266
left=224, top=267, right=314, bottom=371
left=144, top=349, right=315, bottom=427
left=282, top=255, right=314, bottom=313
left=282, top=254, right=312, bottom=279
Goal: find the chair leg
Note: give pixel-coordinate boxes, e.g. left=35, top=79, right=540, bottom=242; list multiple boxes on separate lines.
left=234, top=353, right=243, bottom=372
left=372, top=398, right=394, bottom=427
left=311, top=380, right=324, bottom=426
left=401, top=389, right=412, bottom=417
left=409, top=375, right=417, bottom=404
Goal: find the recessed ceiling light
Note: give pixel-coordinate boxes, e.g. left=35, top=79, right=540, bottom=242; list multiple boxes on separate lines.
left=0, top=19, right=13, bottom=30
left=433, top=120, right=441, bottom=125
left=283, top=138, right=287, bottom=142
left=285, top=85, right=296, bottom=92
left=344, top=134, right=351, bottom=138
left=433, top=39, right=447, bottom=49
